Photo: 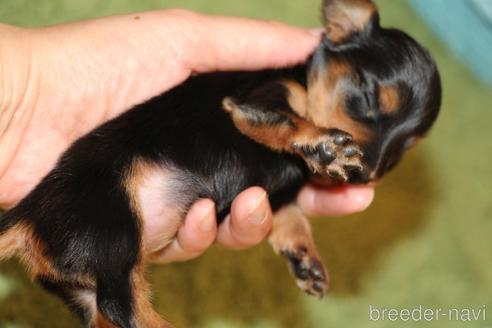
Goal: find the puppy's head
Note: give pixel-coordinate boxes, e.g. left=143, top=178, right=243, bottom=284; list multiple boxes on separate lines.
left=307, top=0, right=441, bottom=183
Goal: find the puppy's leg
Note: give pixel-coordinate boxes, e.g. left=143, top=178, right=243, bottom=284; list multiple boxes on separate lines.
left=129, top=267, right=173, bottom=328
left=269, top=204, right=328, bottom=298
left=38, top=276, right=130, bottom=328
left=223, top=82, right=363, bottom=181
left=37, top=276, right=98, bottom=326
left=38, top=280, right=125, bottom=328
left=95, top=265, right=172, bottom=328
left=28, top=232, right=169, bottom=327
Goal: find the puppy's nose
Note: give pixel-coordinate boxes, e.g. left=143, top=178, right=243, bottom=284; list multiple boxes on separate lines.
left=319, top=143, right=336, bottom=164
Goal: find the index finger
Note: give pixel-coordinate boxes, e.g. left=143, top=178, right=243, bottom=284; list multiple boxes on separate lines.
left=173, top=11, right=322, bottom=72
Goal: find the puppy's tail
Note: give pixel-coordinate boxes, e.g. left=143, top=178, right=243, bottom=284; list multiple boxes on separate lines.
left=0, top=208, right=26, bottom=260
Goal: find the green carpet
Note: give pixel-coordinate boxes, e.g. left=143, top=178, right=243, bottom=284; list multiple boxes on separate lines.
left=1, top=0, right=491, bottom=327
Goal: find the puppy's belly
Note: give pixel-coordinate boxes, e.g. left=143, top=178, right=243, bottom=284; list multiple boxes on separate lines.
left=127, top=162, right=195, bottom=255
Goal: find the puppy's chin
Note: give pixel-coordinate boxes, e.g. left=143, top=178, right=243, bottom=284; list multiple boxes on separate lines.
left=309, top=171, right=371, bottom=187
left=309, top=174, right=346, bottom=187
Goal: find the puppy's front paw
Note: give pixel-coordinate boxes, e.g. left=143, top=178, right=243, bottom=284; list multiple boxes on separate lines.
left=281, top=245, right=328, bottom=298
left=292, top=129, right=363, bottom=181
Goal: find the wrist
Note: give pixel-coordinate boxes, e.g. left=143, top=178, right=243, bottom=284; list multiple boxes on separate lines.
left=0, top=24, right=38, bottom=183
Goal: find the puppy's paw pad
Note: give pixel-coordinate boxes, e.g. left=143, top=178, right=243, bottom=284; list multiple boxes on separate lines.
left=293, top=129, right=364, bottom=181
left=292, top=143, right=337, bottom=166
left=281, top=246, right=328, bottom=298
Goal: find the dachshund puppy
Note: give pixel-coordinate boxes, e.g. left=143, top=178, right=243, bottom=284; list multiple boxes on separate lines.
left=0, top=0, right=441, bottom=327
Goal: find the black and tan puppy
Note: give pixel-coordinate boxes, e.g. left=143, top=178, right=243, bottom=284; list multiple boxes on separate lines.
left=0, top=0, right=441, bottom=327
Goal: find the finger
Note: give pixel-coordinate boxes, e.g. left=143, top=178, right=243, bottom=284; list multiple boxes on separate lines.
left=29, top=11, right=322, bottom=123
left=216, top=187, right=272, bottom=249
left=176, top=11, right=323, bottom=72
left=297, top=184, right=374, bottom=217
left=154, top=199, right=217, bottom=263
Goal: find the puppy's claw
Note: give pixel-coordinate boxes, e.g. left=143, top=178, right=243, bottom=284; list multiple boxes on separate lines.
left=343, top=146, right=362, bottom=158
left=333, top=133, right=352, bottom=146
left=327, top=166, right=348, bottom=182
left=292, top=263, right=309, bottom=280
left=313, top=281, right=326, bottom=293
left=345, top=163, right=364, bottom=173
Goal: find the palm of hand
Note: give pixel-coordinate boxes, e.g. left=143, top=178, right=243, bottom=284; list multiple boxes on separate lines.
left=0, top=15, right=192, bottom=208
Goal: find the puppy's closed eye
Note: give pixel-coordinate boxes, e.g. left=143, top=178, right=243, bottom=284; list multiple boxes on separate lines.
left=346, top=92, right=378, bottom=122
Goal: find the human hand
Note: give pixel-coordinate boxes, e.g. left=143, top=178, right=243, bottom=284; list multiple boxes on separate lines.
left=0, top=10, right=373, bottom=262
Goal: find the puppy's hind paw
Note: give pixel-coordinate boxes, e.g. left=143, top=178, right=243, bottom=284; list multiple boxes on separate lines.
left=281, top=245, right=328, bottom=298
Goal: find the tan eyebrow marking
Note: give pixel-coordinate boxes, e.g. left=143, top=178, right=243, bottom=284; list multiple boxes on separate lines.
left=379, top=85, right=400, bottom=114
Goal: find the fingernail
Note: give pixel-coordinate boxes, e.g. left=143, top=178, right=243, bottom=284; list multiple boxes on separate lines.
left=347, top=187, right=375, bottom=212
left=199, top=201, right=215, bottom=232
left=248, top=191, right=269, bottom=225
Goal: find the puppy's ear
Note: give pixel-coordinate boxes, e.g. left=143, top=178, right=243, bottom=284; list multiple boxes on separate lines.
left=323, top=0, right=378, bottom=44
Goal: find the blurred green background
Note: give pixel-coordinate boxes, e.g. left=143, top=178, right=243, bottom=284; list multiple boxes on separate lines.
left=1, top=0, right=491, bottom=327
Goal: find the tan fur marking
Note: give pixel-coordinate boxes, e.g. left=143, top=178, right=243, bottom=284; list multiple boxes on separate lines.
left=124, top=157, right=151, bottom=225
left=307, top=60, right=350, bottom=126
left=9, top=225, right=66, bottom=281
left=283, top=80, right=308, bottom=118
left=131, top=267, right=174, bottom=328
left=224, top=98, right=334, bottom=154
left=23, top=235, right=98, bottom=289
left=224, top=98, right=298, bottom=152
left=307, top=60, right=371, bottom=143
left=379, top=85, right=400, bottom=114
left=269, top=205, right=314, bottom=254
left=93, top=312, right=118, bottom=328
left=22, top=236, right=62, bottom=280
left=5, top=224, right=94, bottom=291
left=0, top=223, right=28, bottom=260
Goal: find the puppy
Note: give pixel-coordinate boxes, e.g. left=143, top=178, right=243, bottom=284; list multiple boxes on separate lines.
left=0, top=0, right=441, bottom=327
